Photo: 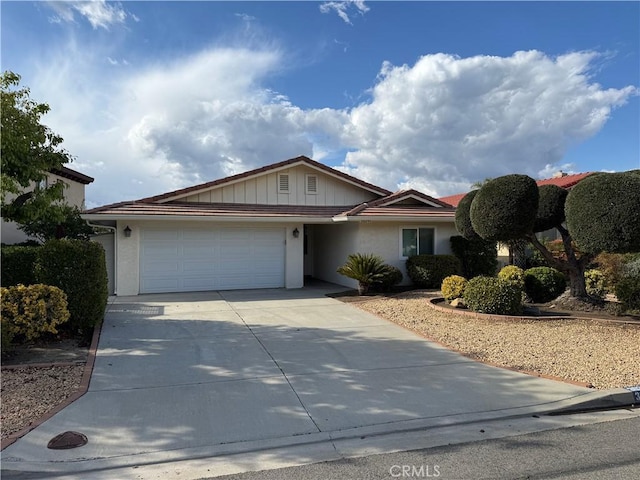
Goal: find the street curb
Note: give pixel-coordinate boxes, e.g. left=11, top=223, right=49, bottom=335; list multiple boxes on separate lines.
left=1, top=318, right=103, bottom=451
left=545, top=387, right=639, bottom=415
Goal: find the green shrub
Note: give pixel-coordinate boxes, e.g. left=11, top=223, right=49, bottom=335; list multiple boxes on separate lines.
left=450, top=235, right=498, bottom=278
left=498, top=265, right=525, bottom=289
left=463, top=276, right=522, bottom=315
left=406, top=255, right=462, bottom=289
left=441, top=275, right=468, bottom=302
left=524, top=267, right=566, bottom=303
left=614, top=259, right=640, bottom=311
left=615, top=276, right=640, bottom=311
left=584, top=269, right=606, bottom=299
left=35, top=239, right=108, bottom=335
left=376, top=265, right=404, bottom=292
left=337, top=253, right=388, bottom=295
left=1, top=284, right=70, bottom=343
left=1, top=245, right=40, bottom=287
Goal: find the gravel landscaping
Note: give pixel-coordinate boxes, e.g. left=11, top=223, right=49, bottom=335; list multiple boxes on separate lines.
left=1, top=365, right=84, bottom=440
left=353, top=290, right=640, bottom=390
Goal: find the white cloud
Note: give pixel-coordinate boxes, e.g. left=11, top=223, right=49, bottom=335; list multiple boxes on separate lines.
left=26, top=44, right=636, bottom=206
left=320, top=1, right=369, bottom=25
left=337, top=51, right=637, bottom=196
left=46, top=1, right=130, bottom=30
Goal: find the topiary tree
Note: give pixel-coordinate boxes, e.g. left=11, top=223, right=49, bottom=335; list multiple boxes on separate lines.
left=470, top=175, right=539, bottom=242
left=565, top=172, right=640, bottom=254
left=456, top=171, right=640, bottom=300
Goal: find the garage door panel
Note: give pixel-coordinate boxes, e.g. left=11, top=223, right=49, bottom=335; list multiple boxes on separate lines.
left=140, top=226, right=285, bottom=293
left=142, top=261, right=180, bottom=274
left=142, top=230, right=179, bottom=241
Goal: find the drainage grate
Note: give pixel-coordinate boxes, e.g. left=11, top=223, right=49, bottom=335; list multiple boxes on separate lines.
left=47, top=431, right=88, bottom=449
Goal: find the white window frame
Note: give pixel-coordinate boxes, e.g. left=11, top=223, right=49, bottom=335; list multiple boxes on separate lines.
left=305, top=174, right=318, bottom=195
left=399, top=226, right=436, bottom=259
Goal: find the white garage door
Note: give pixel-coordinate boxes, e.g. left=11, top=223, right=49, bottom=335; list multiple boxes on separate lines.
left=140, top=226, right=285, bottom=293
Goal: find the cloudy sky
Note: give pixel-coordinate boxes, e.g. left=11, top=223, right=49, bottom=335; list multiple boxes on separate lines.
left=2, top=1, right=638, bottom=208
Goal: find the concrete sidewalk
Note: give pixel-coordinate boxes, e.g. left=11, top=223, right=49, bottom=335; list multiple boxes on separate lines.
left=2, top=285, right=631, bottom=478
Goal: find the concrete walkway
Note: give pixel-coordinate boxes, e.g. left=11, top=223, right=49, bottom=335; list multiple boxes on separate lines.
left=1, top=284, right=620, bottom=477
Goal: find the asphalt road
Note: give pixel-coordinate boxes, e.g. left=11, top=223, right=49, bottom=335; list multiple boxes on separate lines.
left=210, top=415, right=640, bottom=480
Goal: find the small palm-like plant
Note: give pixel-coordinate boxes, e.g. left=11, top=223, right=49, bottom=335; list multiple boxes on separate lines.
left=337, top=253, right=388, bottom=295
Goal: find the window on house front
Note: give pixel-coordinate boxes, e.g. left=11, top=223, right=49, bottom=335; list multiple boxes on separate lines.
left=401, top=227, right=434, bottom=258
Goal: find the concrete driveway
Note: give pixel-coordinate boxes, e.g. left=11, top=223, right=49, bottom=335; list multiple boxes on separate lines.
left=2, top=284, right=606, bottom=476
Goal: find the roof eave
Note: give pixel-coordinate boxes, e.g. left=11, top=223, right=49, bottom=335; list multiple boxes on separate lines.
left=81, top=213, right=337, bottom=223
left=332, top=215, right=455, bottom=223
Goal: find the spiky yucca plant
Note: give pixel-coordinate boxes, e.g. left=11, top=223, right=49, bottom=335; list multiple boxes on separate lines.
left=337, top=253, right=388, bottom=295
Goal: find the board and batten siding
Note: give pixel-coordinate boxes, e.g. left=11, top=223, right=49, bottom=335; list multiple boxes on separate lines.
left=181, top=166, right=377, bottom=206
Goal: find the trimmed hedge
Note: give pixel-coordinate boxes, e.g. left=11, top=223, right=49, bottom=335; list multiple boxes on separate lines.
left=1, top=284, right=70, bottom=345
left=377, top=265, right=403, bottom=292
left=524, top=267, right=566, bottom=303
left=1, top=245, right=40, bottom=287
left=406, top=255, right=462, bottom=289
left=450, top=235, right=498, bottom=278
left=35, top=239, right=108, bottom=335
left=463, top=276, right=522, bottom=315
left=441, top=275, right=467, bottom=302
left=615, top=276, right=640, bottom=311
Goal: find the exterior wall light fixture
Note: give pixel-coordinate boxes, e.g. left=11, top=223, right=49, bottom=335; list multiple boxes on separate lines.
left=124, top=225, right=132, bottom=238
left=292, top=227, right=300, bottom=238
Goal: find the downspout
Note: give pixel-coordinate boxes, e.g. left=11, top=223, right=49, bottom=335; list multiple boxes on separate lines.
left=86, top=222, right=117, bottom=296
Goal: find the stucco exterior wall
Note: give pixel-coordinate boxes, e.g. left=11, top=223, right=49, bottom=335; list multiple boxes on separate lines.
left=355, top=221, right=458, bottom=285
left=1, top=173, right=88, bottom=245
left=312, top=222, right=359, bottom=288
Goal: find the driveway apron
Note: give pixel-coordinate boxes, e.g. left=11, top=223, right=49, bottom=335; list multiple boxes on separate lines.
left=1, top=285, right=593, bottom=466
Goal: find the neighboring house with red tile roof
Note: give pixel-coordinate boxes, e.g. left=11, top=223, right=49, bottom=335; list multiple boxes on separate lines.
left=83, top=156, right=457, bottom=295
left=438, top=171, right=595, bottom=207
left=1, top=166, right=94, bottom=245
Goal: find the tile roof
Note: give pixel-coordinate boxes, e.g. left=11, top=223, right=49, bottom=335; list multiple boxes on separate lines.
left=438, top=172, right=594, bottom=207
left=536, top=172, right=593, bottom=189
left=437, top=193, right=467, bottom=208
left=367, top=189, right=453, bottom=208
left=84, top=202, right=350, bottom=218
left=83, top=156, right=454, bottom=222
left=51, top=166, right=94, bottom=185
left=139, top=155, right=392, bottom=203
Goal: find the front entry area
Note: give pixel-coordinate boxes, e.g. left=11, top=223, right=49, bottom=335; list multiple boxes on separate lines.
left=139, top=226, right=286, bottom=293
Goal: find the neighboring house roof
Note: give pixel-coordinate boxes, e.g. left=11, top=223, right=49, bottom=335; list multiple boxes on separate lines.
left=84, top=156, right=455, bottom=223
left=435, top=193, right=466, bottom=208
left=51, top=166, right=94, bottom=185
left=536, top=172, right=593, bottom=189
left=438, top=172, right=594, bottom=207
